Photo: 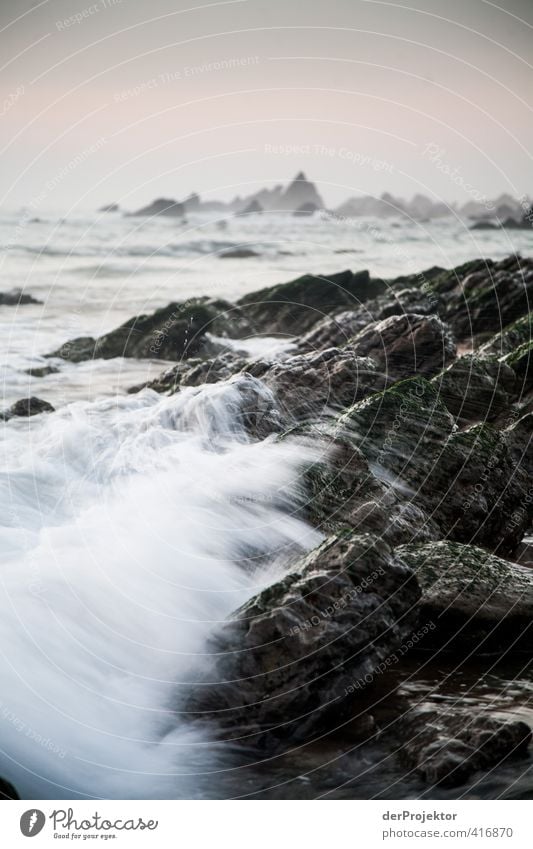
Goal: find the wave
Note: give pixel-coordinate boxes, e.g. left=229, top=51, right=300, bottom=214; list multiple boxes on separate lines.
left=0, top=375, right=321, bottom=798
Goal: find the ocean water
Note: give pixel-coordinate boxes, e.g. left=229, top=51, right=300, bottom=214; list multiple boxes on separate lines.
left=0, top=209, right=531, bottom=799
left=1, top=208, right=532, bottom=407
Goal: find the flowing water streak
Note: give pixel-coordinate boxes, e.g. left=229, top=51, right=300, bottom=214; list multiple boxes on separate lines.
left=0, top=376, right=322, bottom=799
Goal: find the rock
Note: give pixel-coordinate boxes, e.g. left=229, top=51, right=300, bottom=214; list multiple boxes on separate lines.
left=184, top=534, right=420, bottom=745
left=480, top=313, right=533, bottom=358
left=237, top=200, right=263, bottom=216
left=220, top=248, right=260, bottom=258
left=293, top=202, right=319, bottom=216
left=398, top=540, right=533, bottom=651
left=433, top=255, right=533, bottom=343
left=0, top=289, right=42, bottom=306
left=278, top=171, right=324, bottom=212
left=0, top=777, right=18, bottom=799
left=296, top=287, right=444, bottom=353
left=502, top=216, right=532, bottom=230
left=238, top=269, right=386, bottom=336
left=470, top=220, right=499, bottom=230
left=349, top=313, right=456, bottom=380
left=25, top=365, right=60, bottom=378
left=47, top=299, right=251, bottom=362
left=399, top=707, right=531, bottom=787
left=303, top=431, right=439, bottom=544
left=503, top=340, right=533, bottom=393
left=183, top=192, right=201, bottom=212
left=248, top=346, right=389, bottom=421
left=432, top=354, right=517, bottom=424
left=2, top=396, right=55, bottom=420
left=128, top=197, right=185, bottom=217
left=339, top=377, right=532, bottom=553
left=98, top=202, right=119, bottom=212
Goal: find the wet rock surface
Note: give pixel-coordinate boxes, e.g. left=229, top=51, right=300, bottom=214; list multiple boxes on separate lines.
left=399, top=708, right=531, bottom=788
left=1, top=396, right=55, bottom=420
left=398, top=541, right=533, bottom=651
left=0, top=289, right=42, bottom=306
left=184, top=534, right=420, bottom=746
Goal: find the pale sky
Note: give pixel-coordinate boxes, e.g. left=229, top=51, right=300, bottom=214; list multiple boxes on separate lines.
left=1, top=0, right=532, bottom=210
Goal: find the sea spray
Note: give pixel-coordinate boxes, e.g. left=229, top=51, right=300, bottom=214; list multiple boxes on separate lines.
left=0, top=376, right=322, bottom=798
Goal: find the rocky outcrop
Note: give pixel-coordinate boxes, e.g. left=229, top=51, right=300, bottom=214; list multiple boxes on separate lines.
left=349, top=313, right=456, bottom=380
left=128, top=198, right=184, bottom=217
left=25, top=365, right=60, bottom=378
left=293, top=202, right=319, bottom=216
left=433, top=355, right=517, bottom=424
left=47, top=299, right=251, bottom=363
left=398, top=541, right=533, bottom=651
left=220, top=247, right=260, bottom=258
left=399, top=707, right=531, bottom=788
left=237, top=269, right=386, bottom=335
left=99, top=202, right=119, bottom=212
left=278, top=172, right=324, bottom=212
left=1, top=396, right=55, bottom=420
left=184, top=534, right=420, bottom=745
left=0, top=289, right=42, bottom=306
left=338, top=377, right=532, bottom=553
left=248, top=346, right=389, bottom=421
left=237, top=200, right=263, bottom=216
left=433, top=255, right=533, bottom=343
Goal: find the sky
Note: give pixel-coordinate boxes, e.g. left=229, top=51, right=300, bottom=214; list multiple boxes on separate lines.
left=1, top=0, right=532, bottom=211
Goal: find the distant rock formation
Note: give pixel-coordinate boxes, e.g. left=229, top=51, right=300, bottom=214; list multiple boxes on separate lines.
left=128, top=198, right=185, bottom=217
left=183, top=193, right=201, bottom=212
left=335, top=193, right=405, bottom=217
left=278, top=171, right=324, bottom=211
left=99, top=203, right=119, bottom=212
left=237, top=199, right=263, bottom=216
left=293, top=202, right=319, bottom=216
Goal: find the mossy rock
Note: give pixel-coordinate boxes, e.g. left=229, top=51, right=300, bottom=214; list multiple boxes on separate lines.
left=48, top=298, right=250, bottom=362
left=432, top=354, right=517, bottom=424
left=237, top=269, right=386, bottom=335
left=398, top=540, right=533, bottom=651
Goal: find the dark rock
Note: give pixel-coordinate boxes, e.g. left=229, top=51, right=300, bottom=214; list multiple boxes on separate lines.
left=220, top=248, right=260, bottom=258
left=349, top=313, right=456, bottom=380
left=236, top=200, right=263, bottom=216
left=2, top=396, right=55, bottom=420
left=433, top=255, right=533, bottom=342
left=0, top=777, right=18, bottom=800
left=0, top=289, right=42, bottom=306
left=248, top=346, right=389, bottom=422
left=399, top=707, right=531, bottom=787
left=470, top=220, right=499, bottom=230
left=128, top=197, right=184, bottom=217
left=99, top=203, right=119, bottom=212
left=480, top=313, right=533, bottom=358
left=25, top=365, right=60, bottom=378
left=433, top=354, right=517, bottom=424
left=47, top=299, right=251, bottom=363
left=278, top=171, right=324, bottom=212
left=398, top=540, right=533, bottom=651
left=238, top=269, right=386, bottom=336
left=302, top=431, right=439, bottom=544
left=184, top=534, right=420, bottom=745
left=293, top=202, right=319, bottom=216
left=339, top=377, right=532, bottom=553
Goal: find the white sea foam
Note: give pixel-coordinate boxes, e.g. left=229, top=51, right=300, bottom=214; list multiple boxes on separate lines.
left=0, top=376, right=321, bottom=798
